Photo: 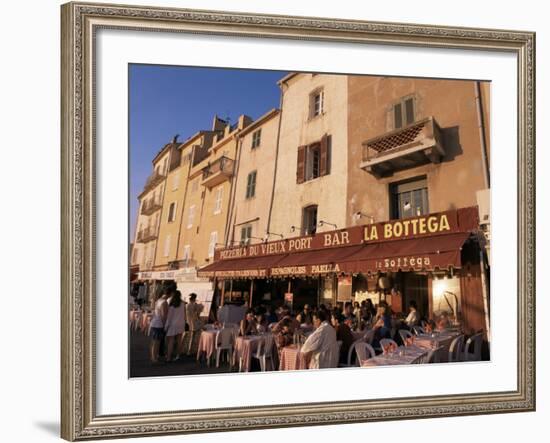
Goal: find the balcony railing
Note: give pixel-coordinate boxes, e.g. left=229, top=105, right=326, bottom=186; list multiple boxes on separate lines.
left=360, top=117, right=445, bottom=178
left=140, top=198, right=163, bottom=216
left=136, top=226, right=158, bottom=243
left=139, top=170, right=166, bottom=196
left=201, top=156, right=234, bottom=188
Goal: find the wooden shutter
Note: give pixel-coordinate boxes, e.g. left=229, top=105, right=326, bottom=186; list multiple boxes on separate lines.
left=296, top=145, right=306, bottom=184
left=319, top=134, right=329, bottom=176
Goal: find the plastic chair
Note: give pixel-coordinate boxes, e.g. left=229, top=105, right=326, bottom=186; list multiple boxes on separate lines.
left=448, top=334, right=464, bottom=362
left=380, top=338, right=399, bottom=353
left=463, top=332, right=483, bottom=361
left=252, top=334, right=275, bottom=371
left=346, top=340, right=376, bottom=366
left=214, top=328, right=234, bottom=368
left=419, top=346, right=443, bottom=364
left=363, top=329, right=375, bottom=344
left=399, top=329, right=414, bottom=344
left=412, top=326, right=425, bottom=335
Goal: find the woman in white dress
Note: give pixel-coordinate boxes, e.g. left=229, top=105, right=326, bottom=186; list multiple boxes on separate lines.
left=164, top=290, right=187, bottom=361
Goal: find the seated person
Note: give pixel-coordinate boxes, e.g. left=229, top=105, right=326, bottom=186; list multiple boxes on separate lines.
left=274, top=318, right=295, bottom=348
left=255, top=311, right=269, bottom=333
left=301, top=310, right=337, bottom=369
left=372, top=305, right=392, bottom=348
left=239, top=309, right=258, bottom=336
left=404, top=300, right=420, bottom=328
left=331, top=313, right=354, bottom=364
left=435, top=312, right=450, bottom=331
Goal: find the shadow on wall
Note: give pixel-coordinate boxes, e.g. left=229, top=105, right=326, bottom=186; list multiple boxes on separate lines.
left=441, top=126, right=463, bottom=162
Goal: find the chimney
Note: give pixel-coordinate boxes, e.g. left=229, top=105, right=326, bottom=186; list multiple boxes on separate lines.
left=172, top=134, right=179, bottom=144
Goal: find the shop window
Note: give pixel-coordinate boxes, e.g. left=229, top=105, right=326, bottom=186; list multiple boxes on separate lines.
left=392, top=96, right=416, bottom=129
left=251, top=129, right=262, bottom=149
left=390, top=177, right=429, bottom=219
left=246, top=171, right=257, bottom=199
left=296, top=135, right=330, bottom=184
left=240, top=225, right=252, bottom=245
left=302, top=205, right=318, bottom=236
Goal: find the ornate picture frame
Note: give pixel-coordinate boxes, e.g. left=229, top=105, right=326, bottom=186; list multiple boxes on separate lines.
left=61, top=2, right=535, bottom=440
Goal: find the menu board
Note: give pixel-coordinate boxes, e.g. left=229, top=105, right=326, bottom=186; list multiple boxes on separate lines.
left=182, top=289, right=214, bottom=318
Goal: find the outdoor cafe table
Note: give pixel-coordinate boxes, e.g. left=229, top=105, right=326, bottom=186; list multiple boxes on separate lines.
left=414, top=331, right=461, bottom=362
left=196, top=329, right=219, bottom=362
left=279, top=345, right=311, bottom=371
left=360, top=345, right=429, bottom=367
left=233, top=335, right=266, bottom=372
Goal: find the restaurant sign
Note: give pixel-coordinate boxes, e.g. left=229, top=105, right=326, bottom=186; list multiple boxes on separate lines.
left=215, top=207, right=477, bottom=261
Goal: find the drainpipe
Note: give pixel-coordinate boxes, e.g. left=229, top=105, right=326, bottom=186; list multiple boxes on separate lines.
left=174, top=145, right=194, bottom=268
left=266, top=86, right=285, bottom=233
left=479, top=248, right=491, bottom=343
left=225, top=135, right=243, bottom=246
left=474, top=81, right=490, bottom=189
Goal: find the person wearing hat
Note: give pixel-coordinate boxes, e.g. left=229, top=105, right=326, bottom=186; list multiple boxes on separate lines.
left=184, top=293, right=203, bottom=355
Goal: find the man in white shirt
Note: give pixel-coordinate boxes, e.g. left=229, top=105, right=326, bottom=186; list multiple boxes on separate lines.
left=301, top=310, right=338, bottom=369
left=404, top=300, right=420, bottom=327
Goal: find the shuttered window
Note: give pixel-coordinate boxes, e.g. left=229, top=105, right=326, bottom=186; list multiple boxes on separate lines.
left=302, top=205, right=318, bottom=236
left=310, top=89, right=324, bottom=118
left=246, top=171, right=257, bottom=199
left=167, top=202, right=177, bottom=222
left=172, top=173, right=180, bottom=190
left=251, top=129, right=262, bottom=149
left=297, top=134, right=331, bottom=183
left=240, top=225, right=252, bottom=245
left=208, top=231, right=218, bottom=258
left=213, top=187, right=223, bottom=214
left=392, top=96, right=416, bottom=129
left=163, top=234, right=171, bottom=257
left=187, top=205, right=195, bottom=228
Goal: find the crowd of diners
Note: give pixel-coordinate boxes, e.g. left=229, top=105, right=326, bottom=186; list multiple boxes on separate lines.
left=138, top=281, right=455, bottom=367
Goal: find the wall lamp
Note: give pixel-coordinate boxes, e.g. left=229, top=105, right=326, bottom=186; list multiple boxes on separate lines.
left=354, top=211, right=375, bottom=224
left=318, top=220, right=337, bottom=229
left=266, top=231, right=284, bottom=239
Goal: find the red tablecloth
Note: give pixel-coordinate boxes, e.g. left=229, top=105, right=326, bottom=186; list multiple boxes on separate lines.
left=279, top=345, right=311, bottom=371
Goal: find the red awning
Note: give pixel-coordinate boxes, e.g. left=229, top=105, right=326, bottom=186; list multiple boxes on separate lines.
left=338, top=232, right=471, bottom=273
left=197, top=232, right=471, bottom=278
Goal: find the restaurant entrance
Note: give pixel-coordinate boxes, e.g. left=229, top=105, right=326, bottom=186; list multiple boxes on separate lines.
left=400, top=272, right=429, bottom=320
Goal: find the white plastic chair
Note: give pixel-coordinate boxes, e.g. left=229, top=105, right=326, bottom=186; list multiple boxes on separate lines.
left=363, top=329, right=375, bottom=344
left=448, top=334, right=464, bottom=362
left=380, top=338, right=399, bottom=353
left=412, top=326, right=425, bottom=335
left=252, top=334, right=275, bottom=371
left=463, top=332, right=483, bottom=361
left=399, top=329, right=414, bottom=344
left=346, top=340, right=376, bottom=366
left=215, top=328, right=234, bottom=368
left=419, top=346, right=443, bottom=364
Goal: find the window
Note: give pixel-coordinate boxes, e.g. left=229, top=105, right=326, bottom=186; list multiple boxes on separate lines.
left=167, top=202, right=177, bottom=222
left=251, top=129, right=262, bottom=149
left=240, top=225, right=252, bottom=245
left=172, top=173, right=180, bottom=190
left=213, top=187, right=223, bottom=214
left=390, top=177, right=429, bottom=219
left=392, top=96, right=416, bottom=129
left=183, top=245, right=191, bottom=263
left=302, top=205, right=318, bottom=236
left=246, top=171, right=257, bottom=199
left=163, top=234, right=171, bottom=257
left=187, top=205, right=196, bottom=228
left=192, top=178, right=199, bottom=193
left=208, top=231, right=218, bottom=258
left=132, top=247, right=139, bottom=264
left=309, top=89, right=324, bottom=118
left=296, top=134, right=330, bottom=184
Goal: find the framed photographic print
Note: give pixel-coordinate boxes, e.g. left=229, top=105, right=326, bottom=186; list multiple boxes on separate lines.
left=61, top=1, right=536, bottom=440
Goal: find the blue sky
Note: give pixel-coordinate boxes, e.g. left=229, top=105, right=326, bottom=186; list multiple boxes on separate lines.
left=129, top=65, right=287, bottom=236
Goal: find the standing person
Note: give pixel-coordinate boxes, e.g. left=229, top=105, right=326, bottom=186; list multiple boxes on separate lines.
left=185, top=293, right=203, bottom=355
left=149, top=288, right=170, bottom=363
left=301, top=310, right=337, bottom=369
left=164, top=290, right=186, bottom=362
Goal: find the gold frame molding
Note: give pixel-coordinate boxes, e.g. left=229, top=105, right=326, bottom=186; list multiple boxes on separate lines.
left=61, top=2, right=536, bottom=440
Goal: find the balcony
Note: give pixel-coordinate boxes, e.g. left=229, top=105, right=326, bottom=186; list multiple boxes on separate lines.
left=201, top=156, right=234, bottom=189
left=136, top=227, right=158, bottom=243
left=139, top=170, right=166, bottom=197
left=360, top=117, right=445, bottom=178
left=140, top=198, right=163, bottom=216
